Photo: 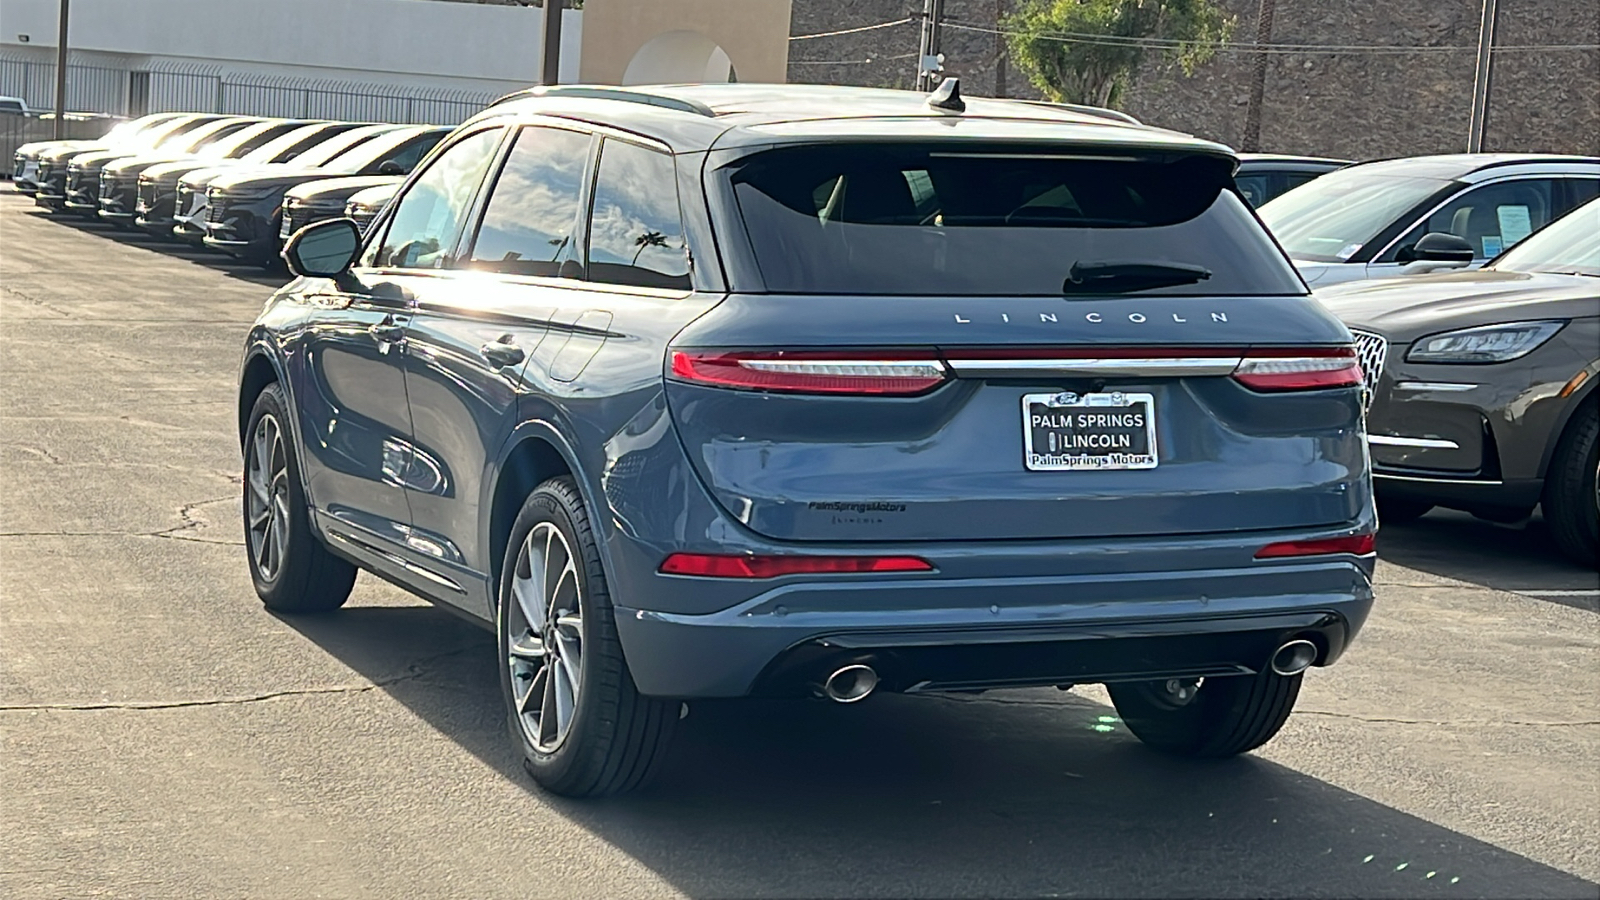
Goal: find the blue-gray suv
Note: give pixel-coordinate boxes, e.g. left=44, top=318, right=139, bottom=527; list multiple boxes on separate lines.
left=239, top=82, right=1376, bottom=797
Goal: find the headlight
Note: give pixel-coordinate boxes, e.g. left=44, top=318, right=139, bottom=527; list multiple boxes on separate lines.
left=1406, top=321, right=1566, bottom=364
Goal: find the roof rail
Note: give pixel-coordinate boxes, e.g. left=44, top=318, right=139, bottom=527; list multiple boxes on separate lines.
left=490, top=85, right=716, bottom=117
left=1016, top=100, right=1142, bottom=126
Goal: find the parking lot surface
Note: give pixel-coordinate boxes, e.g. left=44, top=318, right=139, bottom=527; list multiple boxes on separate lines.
left=2, top=192, right=1597, bottom=899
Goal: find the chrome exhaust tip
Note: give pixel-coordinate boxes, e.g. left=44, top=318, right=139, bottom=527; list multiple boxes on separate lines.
left=822, top=664, right=879, bottom=703
left=1270, top=639, right=1319, bottom=677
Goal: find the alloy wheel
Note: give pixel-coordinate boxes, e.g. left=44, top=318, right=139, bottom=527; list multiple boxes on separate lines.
left=246, top=413, right=291, bottom=582
left=507, top=522, right=585, bottom=753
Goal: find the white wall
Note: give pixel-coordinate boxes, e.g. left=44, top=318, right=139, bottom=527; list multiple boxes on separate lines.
left=0, top=0, right=583, bottom=91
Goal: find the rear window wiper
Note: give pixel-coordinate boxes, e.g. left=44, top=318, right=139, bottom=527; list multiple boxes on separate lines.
left=1063, top=260, right=1212, bottom=294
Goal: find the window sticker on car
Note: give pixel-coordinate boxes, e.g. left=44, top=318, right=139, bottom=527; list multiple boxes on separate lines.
left=1496, top=205, right=1532, bottom=245
left=1481, top=235, right=1503, bottom=258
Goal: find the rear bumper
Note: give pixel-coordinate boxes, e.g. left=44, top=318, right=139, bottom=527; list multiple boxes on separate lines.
left=615, top=553, right=1375, bottom=698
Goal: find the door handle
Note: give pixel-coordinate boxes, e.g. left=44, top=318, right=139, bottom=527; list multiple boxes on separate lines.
left=369, top=322, right=405, bottom=344
left=480, top=338, right=526, bottom=368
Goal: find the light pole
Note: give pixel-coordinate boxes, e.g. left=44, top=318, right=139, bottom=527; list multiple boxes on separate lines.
left=1466, top=0, right=1499, bottom=152
left=53, top=0, right=69, bottom=139
left=540, top=0, right=562, bottom=86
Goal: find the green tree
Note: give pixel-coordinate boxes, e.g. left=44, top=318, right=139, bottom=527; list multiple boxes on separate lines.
left=1005, top=0, right=1233, bottom=108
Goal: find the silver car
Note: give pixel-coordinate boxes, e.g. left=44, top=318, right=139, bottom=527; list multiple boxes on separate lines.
left=1260, top=154, right=1600, bottom=287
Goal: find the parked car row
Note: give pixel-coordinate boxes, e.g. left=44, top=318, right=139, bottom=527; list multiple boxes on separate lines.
left=12, top=112, right=439, bottom=266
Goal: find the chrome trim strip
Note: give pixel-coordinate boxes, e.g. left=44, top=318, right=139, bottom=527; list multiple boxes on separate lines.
left=946, top=357, right=1241, bottom=377
left=324, top=526, right=466, bottom=593
left=1368, top=434, right=1461, bottom=449
left=1373, top=472, right=1502, bottom=485
left=1394, top=381, right=1477, bottom=392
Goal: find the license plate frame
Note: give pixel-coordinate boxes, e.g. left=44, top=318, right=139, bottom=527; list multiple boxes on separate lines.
left=1022, top=391, right=1158, bottom=472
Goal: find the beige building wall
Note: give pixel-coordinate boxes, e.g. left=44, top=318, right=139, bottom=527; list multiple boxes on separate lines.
left=578, top=0, right=791, bottom=85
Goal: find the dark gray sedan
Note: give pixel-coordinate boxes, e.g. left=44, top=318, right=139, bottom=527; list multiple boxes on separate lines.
left=1318, top=198, right=1599, bottom=567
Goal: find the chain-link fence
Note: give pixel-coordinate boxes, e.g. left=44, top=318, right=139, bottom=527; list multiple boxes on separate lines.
left=0, top=59, right=497, bottom=127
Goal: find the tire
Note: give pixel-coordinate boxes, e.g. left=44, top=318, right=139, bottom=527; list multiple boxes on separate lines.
left=1376, top=494, right=1434, bottom=525
left=1107, top=668, right=1302, bottom=758
left=1543, top=401, right=1599, bottom=568
left=242, top=383, right=357, bottom=613
left=496, top=476, right=676, bottom=797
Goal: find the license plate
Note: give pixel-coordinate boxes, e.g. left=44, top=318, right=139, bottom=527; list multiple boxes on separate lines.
left=1022, top=391, right=1157, bottom=471
left=280, top=216, right=293, bottom=239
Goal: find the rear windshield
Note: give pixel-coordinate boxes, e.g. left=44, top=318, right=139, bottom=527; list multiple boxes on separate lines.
left=727, top=144, right=1305, bottom=296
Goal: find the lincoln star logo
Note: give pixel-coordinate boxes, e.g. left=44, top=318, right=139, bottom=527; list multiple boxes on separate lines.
left=952, top=311, right=1230, bottom=324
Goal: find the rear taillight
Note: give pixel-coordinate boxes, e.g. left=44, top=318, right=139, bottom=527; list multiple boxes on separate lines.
left=1232, top=348, right=1363, bottom=391
left=670, top=351, right=947, bottom=395
left=660, top=553, right=935, bottom=578
left=1255, top=533, right=1376, bottom=559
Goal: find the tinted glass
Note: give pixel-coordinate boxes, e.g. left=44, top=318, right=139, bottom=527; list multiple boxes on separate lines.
left=1491, top=197, right=1600, bottom=275
left=242, top=123, right=353, bottom=164
left=1259, top=170, right=1451, bottom=262
left=1235, top=173, right=1271, bottom=208
left=468, top=126, right=591, bottom=278
left=1380, top=178, right=1562, bottom=261
left=373, top=129, right=502, bottom=270
left=587, top=140, right=690, bottom=290
left=731, top=144, right=1303, bottom=296
left=291, top=128, right=395, bottom=168
left=323, top=129, right=444, bottom=175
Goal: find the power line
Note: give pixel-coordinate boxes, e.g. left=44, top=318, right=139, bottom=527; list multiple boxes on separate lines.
left=791, top=53, right=920, bottom=66
left=943, top=21, right=1599, bottom=54
left=790, top=18, right=914, bottom=41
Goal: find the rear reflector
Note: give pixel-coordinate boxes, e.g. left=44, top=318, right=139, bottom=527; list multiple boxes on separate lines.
left=659, top=553, right=935, bottom=578
left=1232, top=348, right=1363, bottom=391
left=670, top=351, right=947, bottom=395
left=1254, top=533, right=1376, bottom=559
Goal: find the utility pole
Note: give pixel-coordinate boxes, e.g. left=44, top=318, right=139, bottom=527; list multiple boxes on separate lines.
left=540, top=0, right=562, bottom=86
left=53, top=0, right=69, bottom=139
left=1240, top=0, right=1275, bottom=152
left=994, top=0, right=1008, bottom=98
left=916, top=0, right=946, bottom=91
left=1466, top=0, right=1498, bottom=152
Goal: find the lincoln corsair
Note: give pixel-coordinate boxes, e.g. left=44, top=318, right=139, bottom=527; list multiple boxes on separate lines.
left=1319, top=197, right=1599, bottom=566
left=241, top=82, right=1376, bottom=796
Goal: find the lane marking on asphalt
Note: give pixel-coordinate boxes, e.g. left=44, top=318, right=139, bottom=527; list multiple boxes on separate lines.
left=1517, top=589, right=1600, bottom=597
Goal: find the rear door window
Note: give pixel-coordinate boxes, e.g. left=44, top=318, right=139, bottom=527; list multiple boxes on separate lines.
left=586, top=139, right=691, bottom=291
left=728, top=144, right=1305, bottom=296
left=467, top=125, right=593, bottom=278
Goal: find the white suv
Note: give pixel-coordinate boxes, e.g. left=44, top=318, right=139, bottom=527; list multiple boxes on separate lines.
left=1259, top=154, right=1600, bottom=287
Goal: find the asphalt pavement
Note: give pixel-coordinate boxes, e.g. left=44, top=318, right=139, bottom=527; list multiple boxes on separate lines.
left=2, top=192, right=1597, bottom=899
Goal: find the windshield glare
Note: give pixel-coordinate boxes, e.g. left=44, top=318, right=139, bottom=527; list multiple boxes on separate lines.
left=291, top=130, right=388, bottom=168
left=1491, top=198, right=1600, bottom=275
left=1259, top=170, right=1451, bottom=262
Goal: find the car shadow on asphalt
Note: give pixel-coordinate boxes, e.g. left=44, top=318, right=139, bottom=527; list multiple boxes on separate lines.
left=29, top=210, right=289, bottom=289
left=282, top=604, right=1597, bottom=899
left=1379, top=510, right=1598, bottom=611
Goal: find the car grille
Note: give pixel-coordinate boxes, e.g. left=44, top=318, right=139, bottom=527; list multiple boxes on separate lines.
left=1350, top=329, right=1386, bottom=410
left=12, top=156, right=24, bottom=179
left=207, top=199, right=227, bottom=224
left=349, top=208, right=377, bottom=235
left=137, top=181, right=159, bottom=211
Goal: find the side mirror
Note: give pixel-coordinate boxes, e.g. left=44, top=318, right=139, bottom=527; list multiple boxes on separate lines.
left=283, top=218, right=361, bottom=278
left=1411, top=232, right=1476, bottom=264
left=377, top=159, right=406, bottom=176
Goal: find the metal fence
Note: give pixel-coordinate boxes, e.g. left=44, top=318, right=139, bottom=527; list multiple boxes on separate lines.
left=1, top=60, right=497, bottom=126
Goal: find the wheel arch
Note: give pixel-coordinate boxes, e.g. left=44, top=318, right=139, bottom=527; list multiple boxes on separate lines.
left=237, top=344, right=286, bottom=449
left=1536, top=367, right=1599, bottom=481
left=485, top=421, right=590, bottom=588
